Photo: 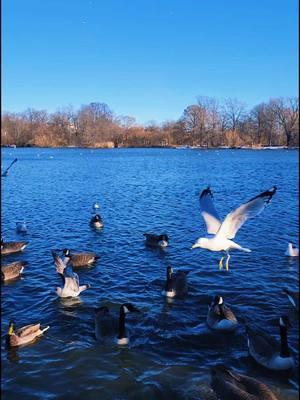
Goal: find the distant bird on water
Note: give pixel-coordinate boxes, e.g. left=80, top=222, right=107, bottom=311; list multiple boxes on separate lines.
left=1, top=237, right=28, bottom=256
left=90, top=214, right=104, bottom=229
left=285, top=243, right=299, bottom=257
left=143, top=233, right=169, bottom=248
left=283, top=288, right=299, bottom=311
left=210, top=365, right=279, bottom=400
left=92, top=201, right=100, bottom=210
left=16, top=221, right=27, bottom=233
left=191, top=186, right=277, bottom=270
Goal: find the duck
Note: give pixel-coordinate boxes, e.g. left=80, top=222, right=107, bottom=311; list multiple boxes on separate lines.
left=90, top=214, right=104, bottom=229
left=16, top=221, right=27, bottom=233
left=210, top=365, right=279, bottom=400
left=162, top=266, right=189, bottom=298
left=1, top=261, right=27, bottom=281
left=143, top=233, right=169, bottom=248
left=51, top=250, right=91, bottom=298
left=62, top=248, right=99, bottom=267
left=285, top=243, right=299, bottom=257
left=207, top=296, right=238, bottom=331
left=94, top=303, right=140, bottom=345
left=246, top=316, right=295, bottom=370
left=1, top=237, right=28, bottom=256
left=283, top=288, right=299, bottom=311
left=6, top=321, right=49, bottom=347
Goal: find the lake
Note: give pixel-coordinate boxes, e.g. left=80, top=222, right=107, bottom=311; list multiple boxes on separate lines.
left=1, top=147, right=299, bottom=399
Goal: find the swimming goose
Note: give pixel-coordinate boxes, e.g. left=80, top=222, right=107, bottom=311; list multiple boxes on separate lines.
left=90, top=214, right=104, bottom=229
left=207, top=296, right=238, bottom=331
left=210, top=365, right=279, bottom=400
left=1, top=261, right=27, bottom=281
left=52, top=250, right=91, bottom=297
left=191, top=186, right=276, bottom=270
left=95, top=303, right=140, bottom=345
left=143, top=233, right=169, bottom=248
left=16, top=221, right=27, bottom=233
left=246, top=316, right=295, bottom=370
left=162, top=266, right=189, bottom=298
left=1, top=238, right=28, bottom=256
left=285, top=243, right=299, bottom=257
left=63, top=248, right=99, bottom=267
left=283, top=289, right=299, bottom=311
left=7, top=321, right=49, bottom=347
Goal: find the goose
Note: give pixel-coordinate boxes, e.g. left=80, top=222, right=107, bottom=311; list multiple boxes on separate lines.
left=1, top=158, right=17, bottom=177
left=285, top=243, right=299, bottom=257
left=1, top=261, right=27, bottom=281
left=94, top=303, right=140, bottom=345
left=143, top=233, right=169, bottom=248
left=191, top=186, right=276, bottom=270
left=207, top=296, right=238, bottom=331
left=283, top=289, right=299, bottom=311
left=210, top=365, right=279, bottom=400
left=246, top=316, right=295, bottom=370
left=51, top=250, right=91, bottom=298
left=162, top=266, right=189, bottom=298
left=7, top=321, right=49, bottom=347
left=62, top=248, right=99, bottom=267
left=16, top=221, right=27, bottom=233
left=90, top=214, right=104, bottom=229
left=1, top=237, right=28, bottom=256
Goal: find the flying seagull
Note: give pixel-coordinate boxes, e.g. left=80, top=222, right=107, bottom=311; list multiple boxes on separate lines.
left=191, top=186, right=277, bottom=270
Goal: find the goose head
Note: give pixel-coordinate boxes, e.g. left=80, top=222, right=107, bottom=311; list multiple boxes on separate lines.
left=63, top=248, right=71, bottom=257
left=213, top=295, right=223, bottom=306
left=158, top=234, right=169, bottom=247
left=120, top=303, right=140, bottom=314
left=162, top=266, right=176, bottom=298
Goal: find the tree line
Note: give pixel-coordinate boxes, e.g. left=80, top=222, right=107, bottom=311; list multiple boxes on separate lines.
left=1, top=96, right=298, bottom=148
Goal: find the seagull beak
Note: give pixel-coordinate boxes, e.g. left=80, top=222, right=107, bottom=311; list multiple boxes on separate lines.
left=191, top=243, right=200, bottom=249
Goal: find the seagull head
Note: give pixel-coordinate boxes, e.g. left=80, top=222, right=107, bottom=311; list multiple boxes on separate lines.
left=191, top=237, right=208, bottom=250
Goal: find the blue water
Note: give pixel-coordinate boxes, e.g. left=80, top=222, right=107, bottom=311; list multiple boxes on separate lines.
left=1, top=148, right=299, bottom=400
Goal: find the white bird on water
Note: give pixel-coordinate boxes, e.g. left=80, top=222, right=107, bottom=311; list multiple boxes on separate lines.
left=191, top=186, right=277, bottom=270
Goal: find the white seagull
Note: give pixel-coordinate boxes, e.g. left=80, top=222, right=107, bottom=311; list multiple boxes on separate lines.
left=191, top=186, right=277, bottom=270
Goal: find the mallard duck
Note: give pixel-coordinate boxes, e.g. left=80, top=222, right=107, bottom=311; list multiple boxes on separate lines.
left=1, top=261, right=27, bottom=281
left=90, top=214, right=103, bottom=229
left=285, top=243, right=299, bottom=257
left=207, top=296, right=238, bottom=331
left=143, top=233, right=169, bottom=248
left=283, top=289, right=299, bottom=311
left=95, top=303, right=140, bottom=345
left=246, top=316, right=295, bottom=370
left=7, top=321, right=49, bottom=347
left=211, top=365, right=279, bottom=400
left=162, top=266, right=189, bottom=298
left=62, top=248, right=99, bottom=267
left=1, top=237, right=28, bottom=256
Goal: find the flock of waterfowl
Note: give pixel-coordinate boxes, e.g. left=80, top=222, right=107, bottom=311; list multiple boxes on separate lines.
left=1, top=177, right=299, bottom=400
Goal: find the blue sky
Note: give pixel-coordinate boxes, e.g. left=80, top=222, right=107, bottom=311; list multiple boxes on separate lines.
left=2, top=0, right=298, bottom=124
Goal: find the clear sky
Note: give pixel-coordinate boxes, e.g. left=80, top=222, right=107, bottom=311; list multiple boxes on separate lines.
left=2, top=0, right=298, bottom=124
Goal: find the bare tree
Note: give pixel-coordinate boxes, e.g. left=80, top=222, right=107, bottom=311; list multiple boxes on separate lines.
left=270, top=97, right=299, bottom=146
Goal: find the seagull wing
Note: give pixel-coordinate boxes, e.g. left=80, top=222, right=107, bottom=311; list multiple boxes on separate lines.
left=216, top=187, right=276, bottom=240
left=199, top=187, right=222, bottom=234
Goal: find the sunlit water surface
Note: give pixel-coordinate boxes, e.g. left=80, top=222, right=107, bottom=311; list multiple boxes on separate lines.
left=1, top=148, right=299, bottom=400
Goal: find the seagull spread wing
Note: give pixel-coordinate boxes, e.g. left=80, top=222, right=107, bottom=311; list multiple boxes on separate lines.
left=216, top=187, right=277, bottom=240
left=199, top=187, right=222, bottom=234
